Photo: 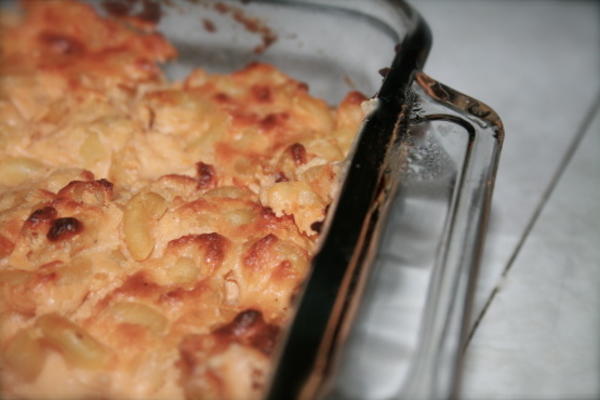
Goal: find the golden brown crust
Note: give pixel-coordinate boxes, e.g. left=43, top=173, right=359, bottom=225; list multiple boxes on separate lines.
left=0, top=1, right=366, bottom=399
left=178, top=309, right=279, bottom=400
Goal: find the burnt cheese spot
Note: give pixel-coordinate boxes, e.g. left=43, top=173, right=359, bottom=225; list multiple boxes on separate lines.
left=196, top=162, right=216, bottom=189
left=26, top=206, right=58, bottom=226
left=310, top=221, right=323, bottom=234
left=251, top=85, right=272, bottom=102
left=38, top=32, right=85, bottom=55
left=274, top=171, right=288, bottom=183
left=47, top=217, right=83, bottom=241
left=214, top=309, right=280, bottom=355
left=248, top=321, right=279, bottom=355
left=260, top=113, right=288, bottom=130
left=289, top=143, right=307, bottom=165
left=97, top=178, right=114, bottom=191
left=213, top=93, right=230, bottom=103
left=218, top=309, right=261, bottom=336
left=102, top=0, right=133, bottom=16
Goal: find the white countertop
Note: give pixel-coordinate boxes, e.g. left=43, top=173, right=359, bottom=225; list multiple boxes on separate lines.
left=408, top=0, right=600, bottom=398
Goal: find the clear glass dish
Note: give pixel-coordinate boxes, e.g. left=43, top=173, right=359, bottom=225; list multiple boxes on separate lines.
left=328, top=72, right=503, bottom=400
left=105, top=1, right=504, bottom=399
left=3, top=0, right=504, bottom=398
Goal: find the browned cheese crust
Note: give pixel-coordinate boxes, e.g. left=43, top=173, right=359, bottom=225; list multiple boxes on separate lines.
left=0, top=1, right=367, bottom=399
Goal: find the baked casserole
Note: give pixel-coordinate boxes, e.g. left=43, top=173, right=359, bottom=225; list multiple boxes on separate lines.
left=0, top=1, right=367, bottom=399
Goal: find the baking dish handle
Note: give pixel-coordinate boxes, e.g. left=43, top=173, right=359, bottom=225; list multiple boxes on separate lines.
left=399, top=72, right=504, bottom=399
left=412, top=73, right=504, bottom=142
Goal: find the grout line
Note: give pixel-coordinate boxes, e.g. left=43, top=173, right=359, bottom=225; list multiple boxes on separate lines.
left=465, top=90, right=600, bottom=348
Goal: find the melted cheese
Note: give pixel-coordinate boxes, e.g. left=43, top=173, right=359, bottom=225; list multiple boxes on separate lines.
left=0, top=1, right=367, bottom=399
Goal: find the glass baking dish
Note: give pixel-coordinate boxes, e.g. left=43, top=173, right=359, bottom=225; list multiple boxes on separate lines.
left=3, top=0, right=503, bottom=398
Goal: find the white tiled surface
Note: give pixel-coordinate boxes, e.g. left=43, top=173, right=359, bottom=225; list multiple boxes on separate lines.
left=462, top=111, right=600, bottom=399
left=408, top=0, right=600, bottom=398
left=413, top=0, right=600, bottom=322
